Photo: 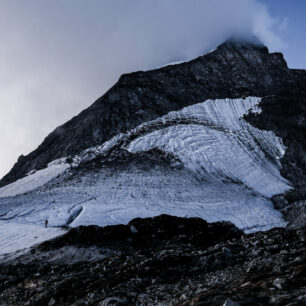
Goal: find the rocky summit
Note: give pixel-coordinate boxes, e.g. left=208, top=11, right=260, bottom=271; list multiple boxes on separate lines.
left=0, top=38, right=305, bottom=305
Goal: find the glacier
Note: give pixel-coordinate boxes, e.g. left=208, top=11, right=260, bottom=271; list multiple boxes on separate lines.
left=0, top=97, right=292, bottom=255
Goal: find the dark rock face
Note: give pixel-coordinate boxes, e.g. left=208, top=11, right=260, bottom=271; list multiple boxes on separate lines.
left=73, top=147, right=184, bottom=175
left=245, top=72, right=306, bottom=228
left=39, top=214, right=243, bottom=250
left=246, top=82, right=306, bottom=204
left=0, top=39, right=300, bottom=187
left=0, top=215, right=305, bottom=305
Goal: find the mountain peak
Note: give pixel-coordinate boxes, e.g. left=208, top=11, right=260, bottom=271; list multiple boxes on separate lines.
left=0, top=38, right=295, bottom=187
left=221, top=35, right=265, bottom=48
left=209, top=36, right=287, bottom=69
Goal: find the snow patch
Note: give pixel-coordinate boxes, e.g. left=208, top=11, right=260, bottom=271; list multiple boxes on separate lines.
left=0, top=158, right=69, bottom=198
left=156, top=60, right=186, bottom=69
left=0, top=220, right=64, bottom=256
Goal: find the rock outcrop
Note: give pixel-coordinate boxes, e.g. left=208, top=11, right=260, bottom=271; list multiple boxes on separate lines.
left=0, top=215, right=305, bottom=305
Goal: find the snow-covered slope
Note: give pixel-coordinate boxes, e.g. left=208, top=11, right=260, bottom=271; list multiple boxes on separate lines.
left=0, top=159, right=69, bottom=198
left=0, top=221, right=64, bottom=258
left=0, top=97, right=292, bottom=255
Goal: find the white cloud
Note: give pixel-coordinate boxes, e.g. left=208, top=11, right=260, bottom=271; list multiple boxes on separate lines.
left=0, top=0, right=285, bottom=177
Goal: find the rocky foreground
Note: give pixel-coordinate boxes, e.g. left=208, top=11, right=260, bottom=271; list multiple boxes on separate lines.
left=0, top=214, right=305, bottom=306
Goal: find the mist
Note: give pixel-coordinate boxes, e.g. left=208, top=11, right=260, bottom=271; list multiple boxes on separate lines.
left=0, top=0, right=286, bottom=178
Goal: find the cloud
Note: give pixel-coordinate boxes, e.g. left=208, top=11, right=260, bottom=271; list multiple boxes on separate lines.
left=0, top=0, right=285, bottom=178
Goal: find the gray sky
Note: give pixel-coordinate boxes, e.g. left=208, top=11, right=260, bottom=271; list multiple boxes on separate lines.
left=0, top=0, right=303, bottom=178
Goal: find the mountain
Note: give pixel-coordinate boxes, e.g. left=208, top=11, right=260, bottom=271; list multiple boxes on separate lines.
left=0, top=39, right=296, bottom=187
left=0, top=38, right=305, bottom=305
left=0, top=38, right=305, bottom=252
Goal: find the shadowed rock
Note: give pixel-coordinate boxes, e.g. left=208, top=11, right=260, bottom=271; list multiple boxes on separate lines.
left=39, top=214, right=243, bottom=250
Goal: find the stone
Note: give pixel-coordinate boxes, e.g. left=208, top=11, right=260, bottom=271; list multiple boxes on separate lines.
left=223, top=298, right=240, bottom=306
left=48, top=298, right=56, bottom=306
left=222, top=247, right=232, bottom=255
left=280, top=250, right=289, bottom=255
left=130, top=225, right=138, bottom=234
left=273, top=278, right=287, bottom=290
left=272, top=195, right=289, bottom=210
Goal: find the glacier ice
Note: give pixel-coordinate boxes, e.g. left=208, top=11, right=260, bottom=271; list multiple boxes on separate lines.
left=126, top=97, right=289, bottom=198
left=0, top=97, right=292, bottom=255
